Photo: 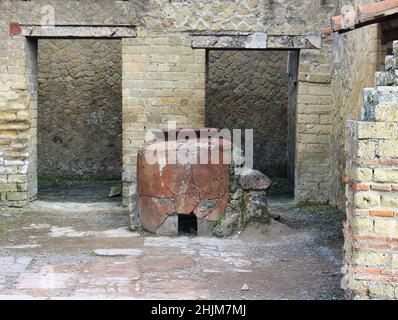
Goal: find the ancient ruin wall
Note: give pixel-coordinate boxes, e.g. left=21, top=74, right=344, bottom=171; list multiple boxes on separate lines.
left=0, top=0, right=336, bottom=207
left=37, top=39, right=122, bottom=179
left=343, top=39, right=398, bottom=297
left=295, top=41, right=334, bottom=204
left=330, top=0, right=385, bottom=210
left=206, top=50, right=290, bottom=178
left=287, top=52, right=299, bottom=182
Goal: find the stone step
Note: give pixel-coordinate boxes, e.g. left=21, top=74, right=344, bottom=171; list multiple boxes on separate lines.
left=393, top=40, right=398, bottom=57
left=361, top=86, right=398, bottom=121
left=375, top=71, right=395, bottom=86
left=385, top=55, right=395, bottom=72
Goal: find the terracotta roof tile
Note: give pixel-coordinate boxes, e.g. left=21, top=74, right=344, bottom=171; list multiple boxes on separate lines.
left=329, top=0, right=398, bottom=33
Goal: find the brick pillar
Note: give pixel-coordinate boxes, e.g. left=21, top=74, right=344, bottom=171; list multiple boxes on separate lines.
left=295, top=37, right=333, bottom=204
left=343, top=41, right=398, bottom=299
left=0, top=36, right=35, bottom=207
left=121, top=32, right=206, bottom=213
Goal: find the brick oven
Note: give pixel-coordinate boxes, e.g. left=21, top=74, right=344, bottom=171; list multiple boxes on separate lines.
left=137, top=128, right=231, bottom=236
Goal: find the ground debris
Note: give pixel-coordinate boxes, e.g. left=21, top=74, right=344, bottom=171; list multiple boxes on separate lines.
left=241, top=283, right=250, bottom=291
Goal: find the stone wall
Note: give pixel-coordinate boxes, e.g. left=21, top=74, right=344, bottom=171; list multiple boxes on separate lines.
left=295, top=40, right=334, bottom=204
left=121, top=32, right=206, bottom=207
left=37, top=39, right=122, bottom=179
left=330, top=18, right=383, bottom=210
left=0, top=0, right=337, bottom=207
left=343, top=40, right=398, bottom=298
left=287, top=51, right=299, bottom=182
left=206, top=50, right=290, bottom=178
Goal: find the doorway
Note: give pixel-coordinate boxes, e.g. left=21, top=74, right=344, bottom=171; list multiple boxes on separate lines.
left=36, top=39, right=122, bottom=204
left=205, top=49, right=298, bottom=197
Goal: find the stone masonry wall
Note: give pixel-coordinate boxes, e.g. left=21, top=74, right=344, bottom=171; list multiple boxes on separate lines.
left=0, top=0, right=336, bottom=207
left=343, top=40, right=398, bottom=299
left=37, top=39, right=122, bottom=179
left=121, top=32, right=206, bottom=207
left=330, top=18, right=382, bottom=210
left=287, top=51, right=299, bottom=182
left=295, top=38, right=334, bottom=204
left=206, top=50, right=289, bottom=178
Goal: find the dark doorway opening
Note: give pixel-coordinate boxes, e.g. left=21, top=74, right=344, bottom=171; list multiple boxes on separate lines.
left=37, top=39, right=122, bottom=203
left=205, top=49, right=299, bottom=197
left=178, top=214, right=198, bottom=236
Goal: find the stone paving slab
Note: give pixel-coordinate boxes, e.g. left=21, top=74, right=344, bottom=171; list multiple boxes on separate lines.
left=0, top=199, right=345, bottom=300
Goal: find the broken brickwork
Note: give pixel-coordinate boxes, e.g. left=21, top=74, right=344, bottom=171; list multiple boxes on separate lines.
left=343, top=40, right=398, bottom=299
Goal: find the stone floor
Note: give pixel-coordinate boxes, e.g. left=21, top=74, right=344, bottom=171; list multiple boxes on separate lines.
left=0, top=196, right=345, bottom=300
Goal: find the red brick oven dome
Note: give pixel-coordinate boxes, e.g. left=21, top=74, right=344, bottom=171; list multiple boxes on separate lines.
left=137, top=128, right=231, bottom=236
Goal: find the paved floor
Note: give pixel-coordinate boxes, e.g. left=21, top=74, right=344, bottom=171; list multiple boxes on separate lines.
left=0, top=196, right=345, bottom=300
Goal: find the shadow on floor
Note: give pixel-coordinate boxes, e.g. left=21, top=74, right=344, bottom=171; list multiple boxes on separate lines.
left=38, top=178, right=122, bottom=203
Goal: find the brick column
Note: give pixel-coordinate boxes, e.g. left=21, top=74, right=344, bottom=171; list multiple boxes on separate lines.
left=0, top=35, right=35, bottom=207
left=343, top=41, right=398, bottom=299
left=295, top=37, right=333, bottom=204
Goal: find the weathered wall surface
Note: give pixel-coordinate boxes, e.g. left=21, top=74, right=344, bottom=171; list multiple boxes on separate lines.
left=287, top=51, right=299, bottom=182
left=343, top=39, right=398, bottom=298
left=295, top=40, right=334, bottom=204
left=206, top=50, right=289, bottom=178
left=330, top=0, right=384, bottom=210
left=121, top=32, right=206, bottom=207
left=37, top=39, right=122, bottom=179
left=0, top=0, right=337, bottom=207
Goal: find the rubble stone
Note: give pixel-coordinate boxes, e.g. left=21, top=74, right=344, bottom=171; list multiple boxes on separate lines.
left=239, top=168, right=272, bottom=191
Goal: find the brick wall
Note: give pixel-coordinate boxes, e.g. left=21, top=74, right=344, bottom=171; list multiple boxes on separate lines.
left=0, top=0, right=337, bottom=208
left=330, top=22, right=382, bottom=210
left=0, top=31, right=32, bottom=207
left=343, top=41, right=398, bottom=299
left=295, top=39, right=333, bottom=204
left=121, top=32, right=206, bottom=207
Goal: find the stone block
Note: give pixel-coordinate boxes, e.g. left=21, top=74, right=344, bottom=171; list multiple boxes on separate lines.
left=350, top=167, right=372, bottom=182
left=385, top=55, right=394, bottom=72
left=378, top=140, right=398, bottom=158
left=374, top=103, right=398, bottom=122
left=298, top=114, right=320, bottom=124
left=213, top=207, right=241, bottom=237
left=368, top=282, right=396, bottom=299
left=352, top=251, right=390, bottom=267
left=238, top=168, right=272, bottom=191
left=6, top=192, right=27, bottom=201
left=374, top=219, right=398, bottom=235
left=357, top=122, right=396, bottom=140
left=351, top=216, right=374, bottom=234
left=374, top=169, right=398, bottom=183
left=357, top=140, right=376, bottom=158
left=156, top=214, right=178, bottom=237
left=375, top=72, right=395, bottom=86
left=243, top=191, right=270, bottom=224
left=353, top=191, right=380, bottom=208
left=381, top=192, right=398, bottom=208
left=197, top=219, right=214, bottom=237
left=394, top=40, right=398, bottom=57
